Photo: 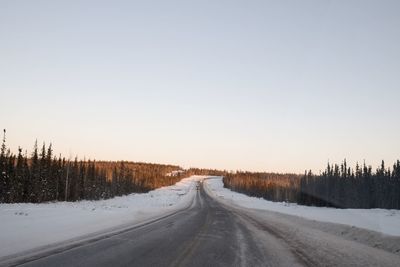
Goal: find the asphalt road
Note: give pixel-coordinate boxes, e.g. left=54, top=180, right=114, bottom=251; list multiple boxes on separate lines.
left=9, top=181, right=400, bottom=267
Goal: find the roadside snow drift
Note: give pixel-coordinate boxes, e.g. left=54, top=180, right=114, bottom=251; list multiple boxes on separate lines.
left=204, top=177, right=400, bottom=236
left=0, top=176, right=202, bottom=258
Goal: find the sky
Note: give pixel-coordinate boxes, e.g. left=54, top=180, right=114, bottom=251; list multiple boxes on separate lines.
left=0, top=0, right=399, bottom=173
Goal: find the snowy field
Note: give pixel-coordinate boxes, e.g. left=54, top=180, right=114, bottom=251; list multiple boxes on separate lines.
left=0, top=176, right=202, bottom=258
left=204, top=176, right=400, bottom=236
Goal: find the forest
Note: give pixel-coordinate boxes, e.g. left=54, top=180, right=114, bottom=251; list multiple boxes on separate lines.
left=2, top=128, right=399, bottom=209
left=223, top=172, right=301, bottom=203
left=0, top=130, right=186, bottom=203
left=223, top=159, right=400, bottom=209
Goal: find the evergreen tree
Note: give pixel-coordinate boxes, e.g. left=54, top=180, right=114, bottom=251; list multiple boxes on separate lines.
left=0, top=129, right=7, bottom=202
left=30, top=140, right=40, bottom=202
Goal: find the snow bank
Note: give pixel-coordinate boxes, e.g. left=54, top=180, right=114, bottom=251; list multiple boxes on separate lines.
left=0, top=176, right=202, bottom=258
left=204, top=177, right=400, bottom=236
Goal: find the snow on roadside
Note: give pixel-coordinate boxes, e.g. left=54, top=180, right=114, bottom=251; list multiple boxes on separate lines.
left=204, top=176, right=400, bottom=236
left=0, top=176, right=202, bottom=258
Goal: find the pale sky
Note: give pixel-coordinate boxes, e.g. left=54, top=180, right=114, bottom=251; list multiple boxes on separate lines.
left=1, top=0, right=399, bottom=173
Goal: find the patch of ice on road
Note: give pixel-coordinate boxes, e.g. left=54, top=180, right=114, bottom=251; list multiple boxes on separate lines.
left=204, top=176, right=400, bottom=236
left=0, top=176, right=203, bottom=258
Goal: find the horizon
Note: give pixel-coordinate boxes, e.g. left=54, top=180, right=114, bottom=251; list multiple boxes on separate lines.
left=1, top=129, right=398, bottom=175
left=1, top=1, right=399, bottom=173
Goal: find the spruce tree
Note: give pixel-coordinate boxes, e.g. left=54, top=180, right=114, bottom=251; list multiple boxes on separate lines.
left=30, top=140, right=40, bottom=202
left=0, top=129, right=6, bottom=202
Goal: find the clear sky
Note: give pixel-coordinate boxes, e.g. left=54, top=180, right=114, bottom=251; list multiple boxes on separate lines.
left=1, top=0, right=399, bottom=173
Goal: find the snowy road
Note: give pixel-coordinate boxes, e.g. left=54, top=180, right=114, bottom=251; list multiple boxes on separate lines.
left=2, top=178, right=400, bottom=267
left=5, top=183, right=266, bottom=266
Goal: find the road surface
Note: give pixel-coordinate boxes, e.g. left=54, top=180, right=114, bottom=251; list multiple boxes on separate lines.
left=6, top=181, right=400, bottom=267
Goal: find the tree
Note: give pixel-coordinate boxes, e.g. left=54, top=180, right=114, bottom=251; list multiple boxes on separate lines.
left=0, top=129, right=7, bottom=202
left=30, top=140, right=40, bottom=202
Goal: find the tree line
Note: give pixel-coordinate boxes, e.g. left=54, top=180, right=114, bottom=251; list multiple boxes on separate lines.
left=185, top=168, right=227, bottom=177
left=0, top=130, right=186, bottom=203
left=223, top=172, right=301, bottom=203
left=299, top=159, right=400, bottom=209
left=223, top=159, right=400, bottom=209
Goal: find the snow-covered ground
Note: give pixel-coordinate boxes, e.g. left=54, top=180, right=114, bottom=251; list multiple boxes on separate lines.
left=204, top=176, right=400, bottom=236
left=2, top=175, right=399, bottom=260
left=0, top=176, right=202, bottom=258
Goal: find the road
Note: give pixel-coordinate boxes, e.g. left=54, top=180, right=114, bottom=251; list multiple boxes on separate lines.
left=7, top=181, right=400, bottom=267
